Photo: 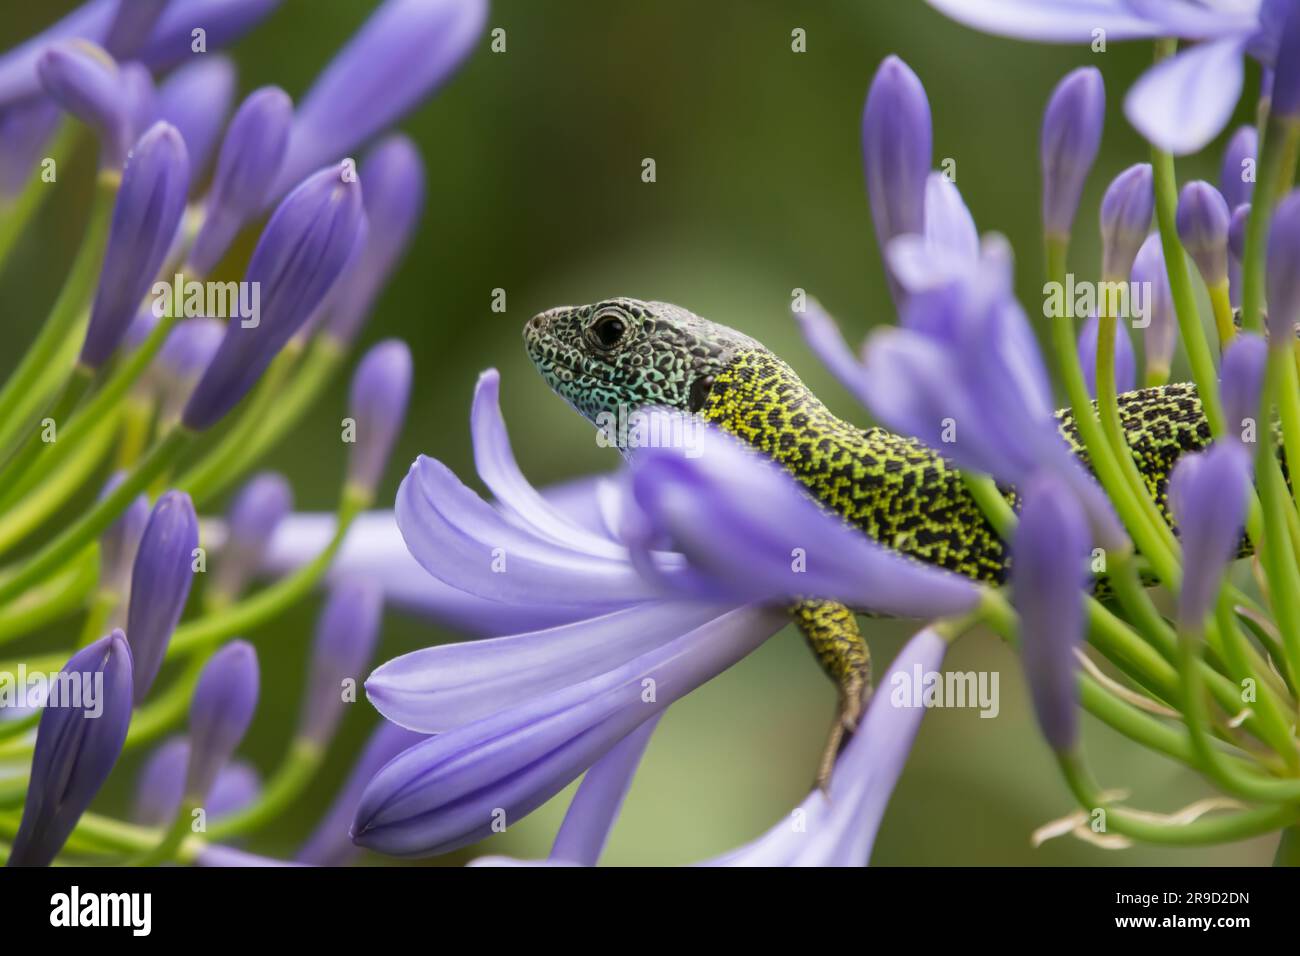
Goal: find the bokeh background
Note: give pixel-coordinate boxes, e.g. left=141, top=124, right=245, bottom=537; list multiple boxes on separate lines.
left=0, top=0, right=1274, bottom=865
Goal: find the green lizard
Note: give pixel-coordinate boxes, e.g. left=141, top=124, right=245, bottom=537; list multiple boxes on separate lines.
left=523, top=297, right=1217, bottom=786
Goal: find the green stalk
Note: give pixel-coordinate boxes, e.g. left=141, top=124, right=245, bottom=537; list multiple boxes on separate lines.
left=0, top=548, right=96, bottom=647
left=0, top=428, right=194, bottom=608
left=1241, top=117, right=1298, bottom=333
left=0, top=120, right=77, bottom=271
left=0, top=172, right=117, bottom=458
left=208, top=738, right=323, bottom=840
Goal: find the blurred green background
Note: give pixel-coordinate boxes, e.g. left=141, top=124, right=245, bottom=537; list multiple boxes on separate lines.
left=0, top=0, right=1274, bottom=865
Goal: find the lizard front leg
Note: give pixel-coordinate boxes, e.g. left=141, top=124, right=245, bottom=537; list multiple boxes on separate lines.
left=790, top=599, right=872, bottom=792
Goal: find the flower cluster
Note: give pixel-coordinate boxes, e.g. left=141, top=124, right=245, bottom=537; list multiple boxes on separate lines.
left=0, top=0, right=484, bottom=867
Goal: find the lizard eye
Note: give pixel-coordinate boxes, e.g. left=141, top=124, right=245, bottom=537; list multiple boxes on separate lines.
left=587, top=312, right=627, bottom=351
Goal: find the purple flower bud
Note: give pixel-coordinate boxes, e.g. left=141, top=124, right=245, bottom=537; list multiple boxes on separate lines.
left=123, top=308, right=160, bottom=353
left=1131, top=233, right=1176, bottom=378
left=1221, top=332, right=1268, bottom=443
left=324, top=135, right=425, bottom=345
left=182, top=162, right=367, bottom=431
left=1012, top=474, right=1089, bottom=752
left=1272, top=0, right=1300, bottom=122
left=212, top=471, right=292, bottom=600
left=1176, top=181, right=1231, bottom=287
left=36, top=39, right=130, bottom=169
left=186, top=85, right=292, bottom=274
left=154, top=55, right=237, bottom=179
left=1040, top=66, right=1104, bottom=239
left=155, top=318, right=224, bottom=421
left=1267, top=190, right=1300, bottom=345
left=104, top=0, right=170, bottom=60
left=1169, top=443, right=1252, bottom=630
left=271, top=0, right=486, bottom=198
left=1220, top=125, right=1257, bottom=211
left=98, top=471, right=149, bottom=600
left=0, top=97, right=61, bottom=199
left=120, top=61, right=154, bottom=143
left=300, top=580, right=383, bottom=746
left=1099, top=163, right=1154, bottom=279
left=347, top=339, right=412, bottom=493
left=133, top=736, right=260, bottom=826
left=862, top=55, right=931, bottom=290
left=1229, top=202, right=1250, bottom=262
left=185, top=640, right=259, bottom=801
left=1077, top=312, right=1136, bottom=397
left=7, top=632, right=133, bottom=867
left=297, top=720, right=423, bottom=866
left=125, top=490, right=198, bottom=702
left=80, top=121, right=190, bottom=369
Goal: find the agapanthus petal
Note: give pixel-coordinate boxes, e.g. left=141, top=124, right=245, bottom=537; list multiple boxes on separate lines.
left=153, top=54, right=236, bottom=179
left=1266, top=190, right=1300, bottom=344
left=347, top=339, right=412, bottom=495
left=182, top=161, right=366, bottom=430
left=366, top=601, right=732, bottom=733
left=924, top=0, right=1166, bottom=42
left=1012, top=474, right=1090, bottom=751
left=628, top=422, right=984, bottom=616
left=1220, top=332, right=1268, bottom=442
left=1099, top=163, right=1154, bottom=279
left=1169, top=443, right=1253, bottom=630
left=185, top=640, right=259, bottom=800
left=1220, top=125, right=1257, bottom=211
left=36, top=39, right=130, bottom=169
left=7, top=632, right=134, bottom=867
left=352, top=604, right=785, bottom=857
left=125, top=490, right=198, bottom=702
left=300, top=579, right=383, bottom=746
left=1040, top=66, right=1105, bottom=239
left=271, top=0, right=487, bottom=197
left=213, top=472, right=292, bottom=601
left=1123, top=38, right=1247, bottom=156
left=1176, top=180, right=1231, bottom=288
left=81, top=121, right=190, bottom=369
left=0, top=97, right=61, bottom=199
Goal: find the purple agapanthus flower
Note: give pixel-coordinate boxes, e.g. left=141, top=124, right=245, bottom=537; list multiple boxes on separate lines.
left=926, top=0, right=1285, bottom=154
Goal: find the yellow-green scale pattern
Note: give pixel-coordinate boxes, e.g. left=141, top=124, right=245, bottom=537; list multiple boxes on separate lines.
left=702, top=348, right=1221, bottom=584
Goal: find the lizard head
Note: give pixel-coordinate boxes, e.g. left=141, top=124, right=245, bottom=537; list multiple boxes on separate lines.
left=523, top=297, right=759, bottom=424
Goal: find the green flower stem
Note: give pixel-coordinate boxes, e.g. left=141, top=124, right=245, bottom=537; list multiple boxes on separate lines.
left=1174, top=617, right=1300, bottom=802
left=1209, top=281, right=1236, bottom=350
left=1256, top=352, right=1300, bottom=687
left=0, top=364, right=95, bottom=496
left=1085, top=599, right=1179, bottom=705
left=124, top=653, right=206, bottom=750
left=1058, top=748, right=1300, bottom=846
left=1241, top=117, right=1298, bottom=333
left=1213, top=597, right=1299, bottom=770
left=0, top=313, right=180, bottom=522
left=0, top=120, right=77, bottom=271
left=0, top=172, right=117, bottom=459
left=77, top=589, right=119, bottom=648
left=1274, top=352, right=1300, bottom=514
left=0, top=406, right=122, bottom=557
left=115, top=394, right=155, bottom=468
left=1273, top=118, right=1300, bottom=197
left=0, top=428, right=194, bottom=608
left=1045, top=236, right=1179, bottom=584
left=1149, top=131, right=1225, bottom=435
left=1275, top=826, right=1300, bottom=866
left=168, top=484, right=368, bottom=657
left=0, top=713, right=37, bottom=745
left=0, top=548, right=96, bottom=647
left=132, top=798, right=199, bottom=866
left=208, top=737, right=323, bottom=840
left=180, top=335, right=345, bottom=507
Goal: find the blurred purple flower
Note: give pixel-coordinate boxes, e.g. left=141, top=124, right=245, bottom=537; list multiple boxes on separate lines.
left=186, top=85, right=292, bottom=275
left=1220, top=332, right=1268, bottom=442
left=36, top=40, right=131, bottom=169
left=1012, top=474, right=1090, bottom=751
left=1099, top=163, right=1153, bottom=280
left=271, top=0, right=487, bottom=198
left=1220, top=126, right=1257, bottom=211
left=1040, top=66, right=1104, bottom=240
left=862, top=55, right=932, bottom=300
left=296, top=720, right=424, bottom=866
left=1078, top=311, right=1136, bottom=398
left=185, top=640, right=259, bottom=801
left=154, top=318, right=224, bottom=421
left=125, top=489, right=198, bottom=701
left=212, top=472, right=292, bottom=601
left=133, top=736, right=259, bottom=826
left=153, top=54, right=236, bottom=179
left=81, top=121, right=190, bottom=369
left=102, top=0, right=171, bottom=61
left=324, top=135, right=426, bottom=346
left=299, top=579, right=383, bottom=747
left=885, top=173, right=979, bottom=294
left=1170, top=443, right=1253, bottom=630
left=182, top=161, right=367, bottom=430
left=7, top=632, right=133, bottom=867
left=1131, top=233, right=1176, bottom=381
left=97, top=471, right=149, bottom=606
left=0, top=97, right=61, bottom=199
left=1266, top=189, right=1300, bottom=345
left=1177, top=180, right=1231, bottom=288
left=925, top=0, right=1275, bottom=154
left=1229, top=201, right=1250, bottom=306
left=346, top=339, right=412, bottom=495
